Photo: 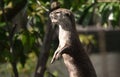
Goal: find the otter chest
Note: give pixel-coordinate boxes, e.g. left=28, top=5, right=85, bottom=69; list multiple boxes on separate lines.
left=58, top=25, right=70, bottom=47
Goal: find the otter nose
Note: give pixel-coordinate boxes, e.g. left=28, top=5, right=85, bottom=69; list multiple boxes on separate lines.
left=50, top=14, right=58, bottom=23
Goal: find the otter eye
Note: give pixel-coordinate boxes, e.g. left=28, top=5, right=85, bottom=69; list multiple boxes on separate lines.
left=65, top=13, right=70, bottom=17
left=55, top=12, right=61, bottom=16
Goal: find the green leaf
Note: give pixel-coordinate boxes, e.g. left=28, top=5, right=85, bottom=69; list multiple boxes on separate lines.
left=0, top=22, right=6, bottom=27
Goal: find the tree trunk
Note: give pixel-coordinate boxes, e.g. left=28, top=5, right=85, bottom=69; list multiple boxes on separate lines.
left=11, top=62, right=18, bottom=77
left=34, top=18, right=54, bottom=77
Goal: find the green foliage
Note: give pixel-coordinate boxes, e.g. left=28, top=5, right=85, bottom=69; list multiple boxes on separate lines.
left=98, top=2, right=120, bottom=27
left=0, top=0, right=120, bottom=76
left=79, top=34, right=96, bottom=45
left=75, top=2, right=120, bottom=27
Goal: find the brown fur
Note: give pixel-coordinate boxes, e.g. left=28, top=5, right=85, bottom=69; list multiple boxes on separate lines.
left=50, top=8, right=97, bottom=77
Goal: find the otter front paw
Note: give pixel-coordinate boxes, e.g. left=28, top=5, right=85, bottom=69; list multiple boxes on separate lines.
left=51, top=50, right=62, bottom=64
left=51, top=45, right=70, bottom=63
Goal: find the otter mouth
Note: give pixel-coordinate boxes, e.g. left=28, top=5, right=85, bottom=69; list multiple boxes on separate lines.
left=51, top=18, right=58, bottom=23
left=50, top=18, right=58, bottom=26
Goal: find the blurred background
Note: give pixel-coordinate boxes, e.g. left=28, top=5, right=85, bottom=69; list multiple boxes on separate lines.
left=0, top=0, right=120, bottom=77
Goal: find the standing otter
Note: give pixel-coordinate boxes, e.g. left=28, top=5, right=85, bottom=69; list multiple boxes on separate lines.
left=49, top=8, right=97, bottom=77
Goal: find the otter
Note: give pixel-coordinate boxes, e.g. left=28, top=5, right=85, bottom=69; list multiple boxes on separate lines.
left=49, top=8, right=97, bottom=77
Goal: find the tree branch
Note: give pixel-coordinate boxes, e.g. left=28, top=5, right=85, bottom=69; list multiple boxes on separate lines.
left=0, top=0, right=27, bottom=22
left=78, top=3, right=96, bottom=24
left=0, top=1, right=18, bottom=76
left=34, top=0, right=59, bottom=77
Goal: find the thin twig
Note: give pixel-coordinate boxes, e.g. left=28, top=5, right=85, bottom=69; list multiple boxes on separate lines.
left=36, top=0, right=49, bottom=12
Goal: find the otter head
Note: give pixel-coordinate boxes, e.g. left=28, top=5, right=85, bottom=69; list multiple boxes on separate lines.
left=49, top=8, right=76, bottom=31
left=50, top=9, right=73, bottom=25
